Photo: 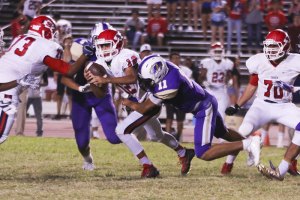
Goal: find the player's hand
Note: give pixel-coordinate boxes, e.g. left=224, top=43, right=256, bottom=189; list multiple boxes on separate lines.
left=78, top=83, right=91, bottom=93
left=82, top=41, right=95, bottom=57
left=273, top=80, right=293, bottom=93
left=17, top=74, right=40, bottom=90
left=225, top=104, right=241, bottom=116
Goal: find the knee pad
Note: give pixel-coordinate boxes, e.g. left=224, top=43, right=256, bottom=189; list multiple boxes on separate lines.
left=238, top=122, right=254, bottom=138
left=292, top=131, right=300, bottom=146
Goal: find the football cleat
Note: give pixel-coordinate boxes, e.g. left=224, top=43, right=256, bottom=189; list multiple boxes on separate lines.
left=257, top=161, right=284, bottom=181
left=221, top=163, right=233, bottom=175
left=288, top=159, right=300, bottom=176
left=179, top=148, right=195, bottom=175
left=82, top=161, right=95, bottom=171
left=141, top=164, right=160, bottom=178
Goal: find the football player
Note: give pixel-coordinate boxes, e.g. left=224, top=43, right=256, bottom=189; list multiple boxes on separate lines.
left=120, top=54, right=261, bottom=168
left=0, top=15, right=93, bottom=144
left=223, top=29, right=300, bottom=180
left=199, top=42, right=233, bottom=120
left=60, top=22, right=122, bottom=171
left=85, top=29, right=195, bottom=178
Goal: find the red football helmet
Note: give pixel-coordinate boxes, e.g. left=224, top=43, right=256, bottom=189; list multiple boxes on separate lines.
left=95, top=29, right=124, bottom=62
left=263, top=29, right=290, bottom=61
left=210, top=42, right=224, bottom=61
left=28, top=15, right=58, bottom=40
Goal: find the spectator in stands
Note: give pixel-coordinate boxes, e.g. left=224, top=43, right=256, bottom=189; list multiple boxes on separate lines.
left=166, top=0, right=178, bottom=31
left=226, top=0, right=245, bottom=55
left=184, top=56, right=200, bottom=84
left=264, top=0, right=287, bottom=31
left=10, top=11, right=30, bottom=39
left=26, top=72, right=48, bottom=137
left=142, top=9, right=168, bottom=46
left=227, top=56, right=241, bottom=105
left=210, top=0, right=227, bottom=45
left=288, top=0, right=300, bottom=24
left=245, top=0, right=264, bottom=54
left=201, top=0, right=212, bottom=40
left=146, top=0, right=162, bottom=19
left=139, top=43, right=152, bottom=59
left=287, top=14, right=300, bottom=53
left=267, top=0, right=283, bottom=11
left=17, top=0, right=42, bottom=20
left=165, top=52, right=189, bottom=141
left=124, top=9, right=145, bottom=51
left=178, top=0, right=199, bottom=31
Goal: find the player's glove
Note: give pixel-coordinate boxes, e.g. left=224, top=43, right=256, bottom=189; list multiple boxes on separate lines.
left=78, top=83, right=91, bottom=93
left=225, top=104, right=241, bottom=116
left=82, top=41, right=95, bottom=57
left=17, top=74, right=40, bottom=90
left=273, top=80, right=293, bottom=93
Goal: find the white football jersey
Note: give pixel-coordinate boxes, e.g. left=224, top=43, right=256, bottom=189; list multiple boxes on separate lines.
left=201, top=58, right=233, bottom=89
left=23, top=0, right=42, bottom=18
left=95, top=48, right=141, bottom=98
left=246, top=53, right=300, bottom=103
left=0, top=34, right=62, bottom=96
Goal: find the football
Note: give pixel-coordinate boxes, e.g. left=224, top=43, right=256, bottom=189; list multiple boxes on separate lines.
left=85, top=62, right=108, bottom=98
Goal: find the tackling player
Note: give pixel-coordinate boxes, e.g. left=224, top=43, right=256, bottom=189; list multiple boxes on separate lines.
left=121, top=54, right=261, bottom=168
left=85, top=29, right=195, bottom=178
left=0, top=15, right=93, bottom=144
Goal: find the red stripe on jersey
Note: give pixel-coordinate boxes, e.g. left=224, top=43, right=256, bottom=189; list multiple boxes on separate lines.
left=249, top=74, right=258, bottom=86
left=0, top=111, right=8, bottom=137
left=43, top=56, right=70, bottom=75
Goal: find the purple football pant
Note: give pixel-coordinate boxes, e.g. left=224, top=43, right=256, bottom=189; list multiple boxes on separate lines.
left=72, top=93, right=121, bottom=152
left=193, top=94, right=227, bottom=158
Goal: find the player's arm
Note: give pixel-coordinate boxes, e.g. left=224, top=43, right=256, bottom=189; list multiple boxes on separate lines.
left=43, top=54, right=88, bottom=77
left=122, top=97, right=159, bottom=114
left=87, top=65, right=137, bottom=85
left=61, top=76, right=90, bottom=93
left=0, top=81, right=18, bottom=92
left=225, top=74, right=257, bottom=115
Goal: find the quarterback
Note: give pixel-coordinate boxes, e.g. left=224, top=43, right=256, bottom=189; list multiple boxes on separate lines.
left=85, top=29, right=195, bottom=178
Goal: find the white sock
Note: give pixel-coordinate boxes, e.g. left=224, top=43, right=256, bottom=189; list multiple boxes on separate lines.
left=139, top=156, right=152, bottom=165
left=278, top=160, right=289, bottom=176
left=177, top=148, right=186, bottom=158
left=277, top=132, right=284, bottom=148
left=242, top=138, right=251, bottom=150
left=226, top=155, right=237, bottom=164
left=260, top=129, right=267, bottom=144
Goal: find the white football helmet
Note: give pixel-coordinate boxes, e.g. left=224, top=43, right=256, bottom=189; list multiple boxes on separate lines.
left=263, top=29, right=291, bottom=61
left=0, top=29, right=5, bottom=54
left=89, top=22, right=115, bottom=44
left=57, top=19, right=72, bottom=42
left=138, top=54, right=169, bottom=85
left=209, top=42, right=224, bottom=61
left=95, top=29, right=124, bottom=62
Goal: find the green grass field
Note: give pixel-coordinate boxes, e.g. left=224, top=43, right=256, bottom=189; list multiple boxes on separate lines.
left=0, top=136, right=299, bottom=200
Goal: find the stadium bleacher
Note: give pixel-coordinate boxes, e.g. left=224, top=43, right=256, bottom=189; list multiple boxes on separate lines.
left=0, top=0, right=294, bottom=80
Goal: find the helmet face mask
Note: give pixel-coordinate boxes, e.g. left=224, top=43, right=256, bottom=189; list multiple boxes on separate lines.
left=263, top=29, right=290, bottom=61
left=95, top=29, right=123, bottom=62
left=210, top=42, right=224, bottom=61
